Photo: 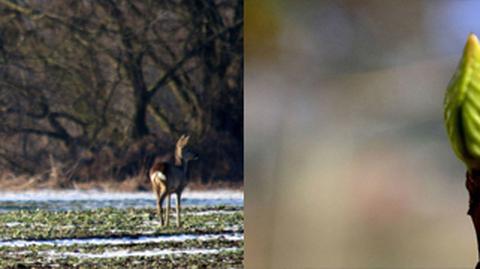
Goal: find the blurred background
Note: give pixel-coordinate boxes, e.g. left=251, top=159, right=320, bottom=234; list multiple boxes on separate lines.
left=245, top=0, right=480, bottom=268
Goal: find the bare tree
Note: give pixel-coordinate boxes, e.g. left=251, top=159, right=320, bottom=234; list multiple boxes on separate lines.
left=0, top=0, right=243, bottom=183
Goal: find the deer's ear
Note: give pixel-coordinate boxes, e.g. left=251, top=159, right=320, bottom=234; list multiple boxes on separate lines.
left=176, top=135, right=185, bottom=144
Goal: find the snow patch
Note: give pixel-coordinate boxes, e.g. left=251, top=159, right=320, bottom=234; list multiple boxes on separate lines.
left=0, top=189, right=243, bottom=201
left=0, top=232, right=244, bottom=248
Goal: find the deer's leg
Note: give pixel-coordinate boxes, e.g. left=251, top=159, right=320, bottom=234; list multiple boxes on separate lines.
left=155, top=193, right=161, bottom=216
left=176, top=191, right=182, bottom=227
left=153, top=186, right=161, bottom=216
left=152, top=184, right=160, bottom=215
left=158, top=192, right=167, bottom=226
left=165, top=193, right=171, bottom=226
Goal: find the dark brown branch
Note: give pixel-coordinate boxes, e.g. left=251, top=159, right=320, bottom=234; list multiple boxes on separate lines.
left=50, top=112, right=87, bottom=127
left=147, top=104, right=173, bottom=134
left=146, top=19, right=243, bottom=99
left=7, top=127, right=69, bottom=141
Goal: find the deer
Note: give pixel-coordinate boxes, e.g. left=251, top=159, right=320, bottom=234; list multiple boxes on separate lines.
left=149, top=135, right=198, bottom=227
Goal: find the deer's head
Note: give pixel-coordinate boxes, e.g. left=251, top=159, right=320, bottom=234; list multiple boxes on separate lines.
left=182, top=149, right=199, bottom=162
left=175, top=134, right=199, bottom=165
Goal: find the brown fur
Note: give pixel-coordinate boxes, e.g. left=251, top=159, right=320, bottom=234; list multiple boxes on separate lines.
left=150, top=162, right=165, bottom=175
left=150, top=135, right=192, bottom=227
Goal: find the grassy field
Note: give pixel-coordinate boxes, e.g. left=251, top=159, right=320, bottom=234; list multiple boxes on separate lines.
left=0, top=206, right=243, bottom=268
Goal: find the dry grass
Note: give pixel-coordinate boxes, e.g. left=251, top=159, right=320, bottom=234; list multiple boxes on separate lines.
left=0, top=172, right=243, bottom=192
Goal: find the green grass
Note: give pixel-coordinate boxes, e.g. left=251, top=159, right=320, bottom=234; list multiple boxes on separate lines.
left=3, top=250, right=244, bottom=268
left=0, top=206, right=244, bottom=268
left=0, top=206, right=243, bottom=240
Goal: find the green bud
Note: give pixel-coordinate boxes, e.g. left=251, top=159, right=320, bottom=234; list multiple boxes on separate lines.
left=445, top=34, right=480, bottom=171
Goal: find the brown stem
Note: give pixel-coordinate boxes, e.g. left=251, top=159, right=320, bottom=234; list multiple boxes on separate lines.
left=466, top=170, right=480, bottom=269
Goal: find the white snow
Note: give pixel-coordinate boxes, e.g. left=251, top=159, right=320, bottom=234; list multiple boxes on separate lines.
left=0, top=232, right=244, bottom=248
left=0, top=189, right=243, bottom=201
left=185, top=210, right=238, bottom=216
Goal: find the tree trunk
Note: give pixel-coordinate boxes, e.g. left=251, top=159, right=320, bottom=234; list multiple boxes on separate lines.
left=127, top=57, right=150, bottom=139
left=131, top=91, right=149, bottom=139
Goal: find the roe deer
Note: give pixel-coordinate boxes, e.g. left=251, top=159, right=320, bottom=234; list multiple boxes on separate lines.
left=150, top=135, right=198, bottom=227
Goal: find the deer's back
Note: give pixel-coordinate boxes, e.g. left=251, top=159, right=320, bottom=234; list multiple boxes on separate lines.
left=150, top=161, right=187, bottom=194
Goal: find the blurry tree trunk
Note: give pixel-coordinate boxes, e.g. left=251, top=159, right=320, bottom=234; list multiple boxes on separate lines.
left=98, top=0, right=150, bottom=139
left=132, top=91, right=149, bottom=139
left=129, top=59, right=150, bottom=139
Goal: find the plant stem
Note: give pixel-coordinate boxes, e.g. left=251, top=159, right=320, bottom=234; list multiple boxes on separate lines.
left=466, top=170, right=480, bottom=269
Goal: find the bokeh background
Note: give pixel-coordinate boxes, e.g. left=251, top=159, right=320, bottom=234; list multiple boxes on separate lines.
left=245, top=1, right=480, bottom=268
